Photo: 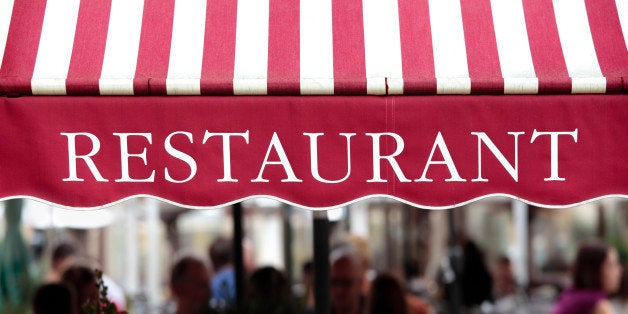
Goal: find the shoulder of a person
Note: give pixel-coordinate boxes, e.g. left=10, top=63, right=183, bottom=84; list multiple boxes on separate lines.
left=592, top=299, right=615, bottom=314
left=406, top=294, right=431, bottom=314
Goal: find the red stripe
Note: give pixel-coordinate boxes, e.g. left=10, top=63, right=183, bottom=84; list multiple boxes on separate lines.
left=267, top=0, right=300, bottom=95
left=522, top=0, right=571, bottom=94
left=134, top=0, right=176, bottom=95
left=0, top=0, right=47, bottom=95
left=585, top=0, right=628, bottom=93
left=460, top=0, right=503, bottom=94
left=66, top=0, right=111, bottom=95
left=397, top=0, right=436, bottom=94
left=332, top=0, right=366, bottom=94
left=201, top=0, right=237, bottom=95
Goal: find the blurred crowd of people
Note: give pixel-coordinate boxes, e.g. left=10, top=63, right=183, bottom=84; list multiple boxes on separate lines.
left=164, top=235, right=434, bottom=314
left=28, top=235, right=627, bottom=314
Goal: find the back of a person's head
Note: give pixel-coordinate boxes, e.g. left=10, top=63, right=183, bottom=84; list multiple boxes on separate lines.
left=246, top=267, right=295, bottom=314
left=572, top=240, right=610, bottom=290
left=302, top=260, right=313, bottom=274
left=248, top=266, right=289, bottom=300
left=33, top=283, right=75, bottom=314
left=61, top=264, right=97, bottom=312
left=52, top=242, right=79, bottom=266
left=170, top=255, right=206, bottom=286
left=463, top=241, right=484, bottom=263
left=497, top=255, right=511, bottom=266
left=367, top=273, right=408, bottom=314
left=209, top=236, right=233, bottom=269
left=170, top=255, right=206, bottom=288
left=169, top=255, right=211, bottom=314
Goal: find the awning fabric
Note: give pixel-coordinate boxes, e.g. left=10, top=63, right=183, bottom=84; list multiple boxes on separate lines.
left=0, top=0, right=626, bottom=95
left=1, top=95, right=627, bottom=209
left=0, top=0, right=626, bottom=209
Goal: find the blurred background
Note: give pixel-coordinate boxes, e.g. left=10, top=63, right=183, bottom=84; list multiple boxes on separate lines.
left=1, top=196, right=627, bottom=313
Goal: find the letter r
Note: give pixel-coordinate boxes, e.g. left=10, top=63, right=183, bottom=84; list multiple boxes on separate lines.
left=61, top=132, right=108, bottom=182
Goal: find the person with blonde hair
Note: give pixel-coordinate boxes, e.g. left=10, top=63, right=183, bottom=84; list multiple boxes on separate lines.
left=330, top=247, right=365, bottom=314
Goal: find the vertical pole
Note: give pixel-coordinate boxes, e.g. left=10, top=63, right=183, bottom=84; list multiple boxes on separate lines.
left=513, top=200, right=529, bottom=287
left=124, top=207, right=139, bottom=297
left=313, top=210, right=331, bottom=314
left=402, top=205, right=412, bottom=273
left=527, top=207, right=535, bottom=289
left=343, top=206, right=351, bottom=232
left=349, top=202, right=369, bottom=237
left=446, top=208, right=462, bottom=314
left=232, top=203, right=245, bottom=311
left=282, top=205, right=294, bottom=283
left=385, top=206, right=393, bottom=269
left=145, top=198, right=161, bottom=310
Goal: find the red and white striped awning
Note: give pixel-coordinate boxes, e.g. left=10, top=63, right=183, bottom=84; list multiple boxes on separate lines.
left=0, top=0, right=627, bottom=210
left=1, top=0, right=626, bottom=95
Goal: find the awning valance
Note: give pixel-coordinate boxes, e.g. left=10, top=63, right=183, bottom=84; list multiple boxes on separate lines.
left=1, top=0, right=626, bottom=96
left=1, top=95, right=626, bottom=209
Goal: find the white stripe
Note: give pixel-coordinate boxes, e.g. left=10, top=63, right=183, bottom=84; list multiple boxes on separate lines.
left=99, top=0, right=144, bottom=95
left=490, top=0, right=538, bottom=94
left=616, top=0, right=628, bottom=49
left=300, top=0, right=334, bottom=95
left=428, top=0, right=470, bottom=94
left=363, top=0, right=404, bottom=95
left=166, top=0, right=206, bottom=95
left=0, top=0, right=15, bottom=69
left=552, top=0, right=606, bottom=93
left=233, top=0, right=269, bottom=95
left=31, top=0, right=80, bottom=95
left=571, top=77, right=607, bottom=92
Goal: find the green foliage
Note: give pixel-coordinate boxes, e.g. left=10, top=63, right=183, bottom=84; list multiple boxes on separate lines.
left=0, top=200, right=34, bottom=313
left=0, top=303, right=29, bottom=314
left=81, top=269, right=118, bottom=314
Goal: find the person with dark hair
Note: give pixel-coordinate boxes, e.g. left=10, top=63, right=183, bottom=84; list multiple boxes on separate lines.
left=551, top=240, right=623, bottom=314
left=366, top=273, right=408, bottom=314
left=60, top=265, right=99, bottom=314
left=170, top=256, right=212, bottom=314
left=208, top=236, right=235, bottom=308
left=461, top=240, right=493, bottom=310
left=32, top=283, right=75, bottom=314
left=493, top=255, right=517, bottom=298
left=47, top=241, right=126, bottom=311
left=46, top=241, right=79, bottom=282
left=244, top=266, right=297, bottom=314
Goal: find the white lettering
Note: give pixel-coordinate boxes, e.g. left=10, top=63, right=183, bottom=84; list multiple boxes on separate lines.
left=366, top=133, right=410, bottom=182
left=472, top=132, right=524, bottom=182
left=203, top=131, right=250, bottom=182
left=114, top=133, right=155, bottom=182
left=252, top=132, right=302, bottom=182
left=530, top=129, right=578, bottom=181
left=61, top=132, right=108, bottom=182
left=304, top=133, right=355, bottom=183
left=164, top=132, right=197, bottom=183
left=416, top=132, right=466, bottom=182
